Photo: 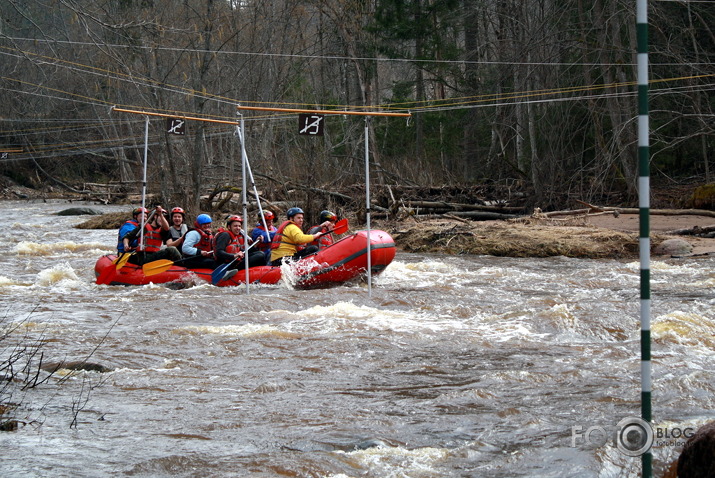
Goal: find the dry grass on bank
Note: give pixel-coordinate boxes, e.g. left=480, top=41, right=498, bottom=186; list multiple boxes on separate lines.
left=383, top=217, right=643, bottom=259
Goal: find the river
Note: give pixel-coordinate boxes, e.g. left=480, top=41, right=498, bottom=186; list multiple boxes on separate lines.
left=0, top=200, right=713, bottom=477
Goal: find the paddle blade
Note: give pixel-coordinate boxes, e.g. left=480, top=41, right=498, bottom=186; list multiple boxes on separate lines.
left=333, top=218, right=349, bottom=235
left=211, top=263, right=230, bottom=285
left=96, top=263, right=115, bottom=285
left=143, top=259, right=175, bottom=277
left=115, top=252, right=132, bottom=271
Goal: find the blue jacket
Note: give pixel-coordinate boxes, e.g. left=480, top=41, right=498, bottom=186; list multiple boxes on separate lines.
left=117, top=220, right=139, bottom=252
left=251, top=223, right=277, bottom=260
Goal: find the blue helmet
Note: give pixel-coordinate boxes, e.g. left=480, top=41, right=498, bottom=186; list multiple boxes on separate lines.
left=195, top=214, right=212, bottom=226
left=286, top=207, right=304, bottom=219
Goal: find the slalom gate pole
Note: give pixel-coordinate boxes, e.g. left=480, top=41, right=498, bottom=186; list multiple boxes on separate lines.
left=139, top=116, right=149, bottom=249
left=239, top=113, right=250, bottom=293
left=234, top=112, right=270, bottom=251
left=637, top=0, right=652, bottom=476
left=364, top=118, right=372, bottom=298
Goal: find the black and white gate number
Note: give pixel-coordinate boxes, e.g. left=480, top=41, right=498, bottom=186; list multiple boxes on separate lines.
left=298, top=114, right=324, bottom=136
left=167, top=118, right=186, bottom=135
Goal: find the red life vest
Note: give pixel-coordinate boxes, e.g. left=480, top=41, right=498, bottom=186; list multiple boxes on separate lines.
left=212, top=227, right=244, bottom=260
left=308, top=224, right=334, bottom=248
left=271, top=220, right=291, bottom=250
left=195, top=227, right=213, bottom=252
left=139, top=222, right=164, bottom=252
left=270, top=220, right=305, bottom=251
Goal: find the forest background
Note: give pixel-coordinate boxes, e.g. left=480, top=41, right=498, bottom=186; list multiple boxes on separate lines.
left=0, top=0, right=713, bottom=218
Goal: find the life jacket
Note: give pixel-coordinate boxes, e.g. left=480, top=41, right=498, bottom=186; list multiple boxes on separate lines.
left=138, top=222, right=164, bottom=252
left=194, top=227, right=213, bottom=253
left=168, top=224, right=188, bottom=242
left=308, top=224, right=334, bottom=248
left=117, top=219, right=139, bottom=251
left=212, top=227, right=244, bottom=259
left=271, top=220, right=304, bottom=251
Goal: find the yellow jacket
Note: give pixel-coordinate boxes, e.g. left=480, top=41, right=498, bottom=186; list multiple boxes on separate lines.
left=270, top=222, right=316, bottom=262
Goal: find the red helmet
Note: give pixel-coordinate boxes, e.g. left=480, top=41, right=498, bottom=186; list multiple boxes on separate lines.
left=226, top=215, right=243, bottom=226
left=262, top=210, right=275, bottom=221
left=133, top=207, right=148, bottom=216
left=171, top=207, right=185, bottom=215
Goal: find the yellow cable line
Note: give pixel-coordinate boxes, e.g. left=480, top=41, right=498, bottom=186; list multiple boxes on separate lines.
left=3, top=44, right=714, bottom=117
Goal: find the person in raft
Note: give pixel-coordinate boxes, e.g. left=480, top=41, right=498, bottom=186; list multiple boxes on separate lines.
left=165, top=206, right=188, bottom=249
left=269, top=207, right=331, bottom=266
left=181, top=213, right=219, bottom=269
left=120, top=206, right=182, bottom=266
left=214, top=215, right=266, bottom=270
left=307, top=210, right=338, bottom=249
left=117, top=206, right=149, bottom=254
left=250, top=210, right=277, bottom=262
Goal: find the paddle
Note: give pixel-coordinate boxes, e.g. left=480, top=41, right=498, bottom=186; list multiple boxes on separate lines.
left=331, top=218, right=349, bottom=235
left=96, top=255, right=120, bottom=285
left=142, top=256, right=197, bottom=276
left=115, top=252, right=133, bottom=271
left=211, top=240, right=259, bottom=285
left=142, top=259, right=175, bottom=277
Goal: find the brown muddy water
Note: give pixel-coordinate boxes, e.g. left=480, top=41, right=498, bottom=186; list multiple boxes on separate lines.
left=0, top=200, right=714, bottom=477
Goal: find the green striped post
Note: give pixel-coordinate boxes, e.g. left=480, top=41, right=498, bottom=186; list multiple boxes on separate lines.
left=637, top=0, right=652, bottom=476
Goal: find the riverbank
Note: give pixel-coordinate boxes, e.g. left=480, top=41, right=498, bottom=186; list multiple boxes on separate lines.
left=374, top=212, right=715, bottom=259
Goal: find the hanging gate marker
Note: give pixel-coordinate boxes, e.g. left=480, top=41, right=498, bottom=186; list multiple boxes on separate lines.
left=238, top=105, right=411, bottom=297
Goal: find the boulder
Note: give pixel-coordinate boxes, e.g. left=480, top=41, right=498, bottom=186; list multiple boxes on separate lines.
left=56, top=207, right=104, bottom=216
left=41, top=361, right=113, bottom=373
left=653, top=238, right=693, bottom=256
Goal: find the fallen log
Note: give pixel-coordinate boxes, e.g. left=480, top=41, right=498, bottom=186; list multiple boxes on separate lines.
left=413, top=211, right=518, bottom=221
left=611, top=208, right=715, bottom=218
left=532, top=208, right=592, bottom=218
left=665, top=224, right=715, bottom=236
left=544, top=206, right=715, bottom=219
left=405, top=200, right=523, bottom=213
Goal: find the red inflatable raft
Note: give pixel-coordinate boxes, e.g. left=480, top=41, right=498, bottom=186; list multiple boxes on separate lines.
left=95, top=229, right=396, bottom=288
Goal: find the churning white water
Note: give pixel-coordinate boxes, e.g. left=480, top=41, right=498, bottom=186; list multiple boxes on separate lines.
left=0, top=200, right=713, bottom=477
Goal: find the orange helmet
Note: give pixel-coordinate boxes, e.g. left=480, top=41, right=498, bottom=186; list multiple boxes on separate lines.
left=262, top=210, right=275, bottom=221
left=133, top=207, right=148, bottom=217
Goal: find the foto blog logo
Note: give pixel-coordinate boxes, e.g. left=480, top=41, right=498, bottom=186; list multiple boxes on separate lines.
left=572, top=417, right=654, bottom=457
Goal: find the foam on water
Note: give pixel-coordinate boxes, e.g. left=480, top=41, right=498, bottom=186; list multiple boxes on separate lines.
left=34, top=262, right=84, bottom=289
left=296, top=301, right=469, bottom=335
left=0, top=275, right=25, bottom=287
left=652, top=310, right=715, bottom=348
left=176, top=324, right=295, bottom=338
left=333, top=444, right=450, bottom=478
left=14, top=240, right=110, bottom=256
left=472, top=316, right=544, bottom=344
left=376, top=260, right=473, bottom=288
left=693, top=276, right=715, bottom=287
left=279, top=256, right=324, bottom=289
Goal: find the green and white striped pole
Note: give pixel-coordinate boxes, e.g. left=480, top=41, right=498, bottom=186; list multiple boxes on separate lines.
left=637, top=0, right=652, bottom=476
